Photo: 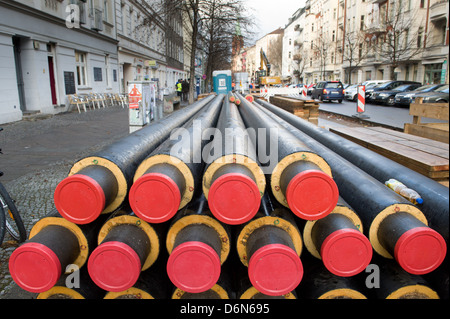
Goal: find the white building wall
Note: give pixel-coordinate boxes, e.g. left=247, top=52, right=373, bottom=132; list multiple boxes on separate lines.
left=0, top=33, right=21, bottom=124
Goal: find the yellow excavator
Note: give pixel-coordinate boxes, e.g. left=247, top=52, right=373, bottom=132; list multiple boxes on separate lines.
left=255, top=48, right=281, bottom=87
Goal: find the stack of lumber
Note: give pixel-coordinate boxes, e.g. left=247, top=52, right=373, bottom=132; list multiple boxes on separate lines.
left=268, top=95, right=320, bottom=125
left=330, top=126, right=449, bottom=187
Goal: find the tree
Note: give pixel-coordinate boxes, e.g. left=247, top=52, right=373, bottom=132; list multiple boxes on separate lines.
left=312, top=32, right=332, bottom=81
left=156, top=0, right=253, bottom=103
left=342, top=30, right=370, bottom=84
left=373, top=0, right=425, bottom=80
left=266, top=33, right=283, bottom=77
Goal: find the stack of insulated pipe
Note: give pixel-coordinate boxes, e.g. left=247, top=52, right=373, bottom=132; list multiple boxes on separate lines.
left=302, top=197, right=373, bottom=277
left=53, top=95, right=215, bottom=225
left=165, top=194, right=230, bottom=294
left=254, top=100, right=447, bottom=275
left=129, top=94, right=224, bottom=224
left=87, top=210, right=165, bottom=292
left=255, top=98, right=449, bottom=248
left=236, top=93, right=339, bottom=221
left=202, top=93, right=265, bottom=225
left=235, top=194, right=303, bottom=297
left=9, top=210, right=106, bottom=293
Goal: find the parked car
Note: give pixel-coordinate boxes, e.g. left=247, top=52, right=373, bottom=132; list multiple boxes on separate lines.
left=311, top=81, right=345, bottom=103
left=366, top=81, right=422, bottom=102
left=344, top=84, right=359, bottom=101
left=394, top=84, right=446, bottom=106
left=412, top=85, right=449, bottom=103
left=370, top=83, right=423, bottom=106
left=307, top=83, right=316, bottom=95
left=361, top=80, right=390, bottom=88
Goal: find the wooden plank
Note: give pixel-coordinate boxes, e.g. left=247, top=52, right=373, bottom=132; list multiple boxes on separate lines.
left=368, top=140, right=449, bottom=172
left=404, top=123, right=449, bottom=144
left=409, top=101, right=449, bottom=120
left=394, top=140, right=449, bottom=160
left=330, top=127, right=382, bottom=148
left=371, top=126, right=449, bottom=151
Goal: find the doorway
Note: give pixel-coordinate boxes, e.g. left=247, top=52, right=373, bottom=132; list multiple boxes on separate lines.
left=48, top=56, right=57, bottom=105
left=12, top=36, right=26, bottom=111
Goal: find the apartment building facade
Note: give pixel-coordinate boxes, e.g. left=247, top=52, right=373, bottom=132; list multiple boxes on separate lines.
left=0, top=0, right=120, bottom=124
left=0, top=0, right=186, bottom=125
left=282, top=0, right=449, bottom=85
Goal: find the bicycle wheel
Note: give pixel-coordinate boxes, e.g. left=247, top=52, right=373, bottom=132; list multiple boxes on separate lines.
left=0, top=182, right=27, bottom=243
left=0, top=204, right=5, bottom=246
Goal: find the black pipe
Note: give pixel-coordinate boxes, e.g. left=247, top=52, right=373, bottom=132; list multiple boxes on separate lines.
left=9, top=210, right=106, bottom=293
left=254, top=101, right=447, bottom=275
left=377, top=212, right=446, bottom=275
left=297, top=255, right=367, bottom=299
left=172, top=252, right=235, bottom=299
left=103, top=251, right=172, bottom=299
left=235, top=262, right=297, bottom=299
left=87, top=210, right=165, bottom=292
left=309, top=212, right=372, bottom=277
left=54, top=95, right=215, bottom=224
left=236, top=93, right=338, bottom=220
left=129, top=95, right=224, bottom=224
left=256, top=98, right=449, bottom=245
left=236, top=205, right=303, bottom=297
left=203, top=98, right=265, bottom=225
left=166, top=193, right=230, bottom=294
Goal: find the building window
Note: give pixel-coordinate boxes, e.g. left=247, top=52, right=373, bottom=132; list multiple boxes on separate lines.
left=75, top=51, right=87, bottom=86
left=417, top=27, right=423, bottom=48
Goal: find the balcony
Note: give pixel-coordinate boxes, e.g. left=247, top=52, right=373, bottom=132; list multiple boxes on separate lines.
left=430, top=0, right=448, bottom=21
left=423, top=44, right=449, bottom=60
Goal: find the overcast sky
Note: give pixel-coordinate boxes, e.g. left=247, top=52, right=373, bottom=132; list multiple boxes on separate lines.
left=245, top=0, right=306, bottom=43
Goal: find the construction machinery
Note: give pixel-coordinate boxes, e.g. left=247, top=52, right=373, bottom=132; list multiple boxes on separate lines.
left=255, top=48, right=281, bottom=88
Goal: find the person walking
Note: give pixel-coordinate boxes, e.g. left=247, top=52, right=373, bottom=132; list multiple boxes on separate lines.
left=176, top=79, right=182, bottom=100
left=182, top=79, right=189, bottom=102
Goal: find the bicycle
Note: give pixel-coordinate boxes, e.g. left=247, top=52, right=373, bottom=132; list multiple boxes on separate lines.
left=0, top=127, right=27, bottom=245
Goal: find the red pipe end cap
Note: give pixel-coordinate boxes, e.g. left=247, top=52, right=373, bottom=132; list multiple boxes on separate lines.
left=245, top=95, right=255, bottom=103
left=167, top=241, right=221, bottom=294
left=321, top=229, right=373, bottom=277
left=88, top=241, right=141, bottom=292
left=54, top=174, right=105, bottom=224
left=129, top=173, right=181, bottom=224
left=208, top=173, right=261, bottom=225
left=229, top=96, right=236, bottom=103
left=286, top=170, right=339, bottom=220
left=9, top=243, right=62, bottom=293
left=395, top=227, right=447, bottom=275
left=248, top=244, right=303, bottom=296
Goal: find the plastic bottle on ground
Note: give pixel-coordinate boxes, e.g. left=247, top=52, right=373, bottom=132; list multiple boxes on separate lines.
left=385, top=179, right=424, bottom=205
